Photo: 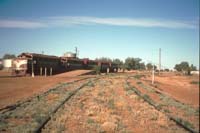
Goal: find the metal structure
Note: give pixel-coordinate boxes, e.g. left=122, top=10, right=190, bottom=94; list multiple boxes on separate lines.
left=12, top=52, right=118, bottom=76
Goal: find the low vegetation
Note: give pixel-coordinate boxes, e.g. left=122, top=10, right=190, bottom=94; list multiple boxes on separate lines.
left=93, top=65, right=101, bottom=74
left=174, top=62, right=197, bottom=75
left=190, top=81, right=199, bottom=85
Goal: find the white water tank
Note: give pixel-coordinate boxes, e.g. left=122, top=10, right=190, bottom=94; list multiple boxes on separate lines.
left=63, top=52, right=76, bottom=58
left=3, top=59, right=12, bottom=68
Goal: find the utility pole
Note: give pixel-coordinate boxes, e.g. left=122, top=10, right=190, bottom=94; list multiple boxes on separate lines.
left=159, top=48, right=161, bottom=75
left=32, top=61, right=34, bottom=77
left=75, top=47, right=78, bottom=58
left=152, top=64, right=155, bottom=84
left=32, top=60, right=36, bottom=77
left=77, top=50, right=79, bottom=58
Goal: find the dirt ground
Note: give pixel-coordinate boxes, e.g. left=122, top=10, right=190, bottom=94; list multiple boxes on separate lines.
left=0, top=71, right=199, bottom=132
left=128, top=72, right=199, bottom=131
left=143, top=72, right=199, bottom=107
left=42, top=75, right=187, bottom=132
left=0, top=70, right=94, bottom=108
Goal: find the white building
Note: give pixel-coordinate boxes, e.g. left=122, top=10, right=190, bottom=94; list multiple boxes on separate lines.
left=3, top=59, right=12, bottom=70
left=191, top=71, right=199, bottom=75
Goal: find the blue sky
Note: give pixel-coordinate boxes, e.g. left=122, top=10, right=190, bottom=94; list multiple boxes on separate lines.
left=0, top=0, right=199, bottom=69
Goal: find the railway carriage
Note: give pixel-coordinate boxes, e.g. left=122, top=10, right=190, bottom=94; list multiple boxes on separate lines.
left=61, top=57, right=86, bottom=70
left=12, top=52, right=119, bottom=76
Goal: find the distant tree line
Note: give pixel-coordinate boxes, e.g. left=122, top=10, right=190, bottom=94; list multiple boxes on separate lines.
left=96, top=57, right=151, bottom=71
left=2, top=54, right=16, bottom=59
left=95, top=57, right=198, bottom=75
left=174, top=61, right=197, bottom=75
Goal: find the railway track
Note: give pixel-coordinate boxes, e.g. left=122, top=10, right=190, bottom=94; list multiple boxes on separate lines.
left=0, top=77, right=92, bottom=113
left=0, top=74, right=198, bottom=132
left=125, top=76, right=199, bottom=133
left=0, top=77, right=97, bottom=132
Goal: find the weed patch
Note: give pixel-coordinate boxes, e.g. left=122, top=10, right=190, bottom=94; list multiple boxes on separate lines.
left=133, top=75, right=146, bottom=79
left=79, top=102, right=84, bottom=110
left=108, top=99, right=115, bottom=109
left=174, top=117, right=194, bottom=129
left=87, top=81, right=95, bottom=87
left=190, top=81, right=199, bottom=85
left=136, top=82, right=142, bottom=84
left=87, top=118, right=95, bottom=124
left=126, top=90, right=134, bottom=95
left=159, top=95, right=196, bottom=115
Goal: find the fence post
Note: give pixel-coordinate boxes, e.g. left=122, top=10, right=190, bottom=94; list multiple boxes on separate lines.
left=40, top=67, right=42, bottom=76
left=32, top=61, right=34, bottom=78
left=45, top=67, right=47, bottom=77
left=152, top=65, right=155, bottom=84
left=107, top=68, right=110, bottom=74
left=50, top=67, right=52, bottom=76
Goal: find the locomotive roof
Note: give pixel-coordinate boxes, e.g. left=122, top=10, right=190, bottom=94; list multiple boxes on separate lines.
left=17, top=53, right=118, bottom=65
left=18, top=53, right=60, bottom=59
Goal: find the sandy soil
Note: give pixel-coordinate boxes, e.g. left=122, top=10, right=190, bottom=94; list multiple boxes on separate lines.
left=0, top=70, right=94, bottom=108
left=143, top=73, right=199, bottom=107
left=42, top=75, right=187, bottom=132
left=54, top=70, right=94, bottom=77
left=128, top=74, right=199, bottom=131
left=0, top=71, right=198, bottom=132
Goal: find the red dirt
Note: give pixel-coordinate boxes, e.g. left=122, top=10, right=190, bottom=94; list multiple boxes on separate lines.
left=54, top=70, right=94, bottom=77
left=144, top=74, right=199, bottom=107
left=43, top=76, right=186, bottom=132
left=0, top=71, right=198, bottom=132
left=0, top=70, right=94, bottom=108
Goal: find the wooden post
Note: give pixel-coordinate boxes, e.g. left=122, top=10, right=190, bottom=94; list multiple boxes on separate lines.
left=45, top=67, right=47, bottom=77
left=50, top=67, right=52, bottom=76
left=32, top=61, right=34, bottom=77
left=152, top=65, right=155, bottom=84
left=107, top=68, right=110, bottom=74
left=40, top=67, right=42, bottom=76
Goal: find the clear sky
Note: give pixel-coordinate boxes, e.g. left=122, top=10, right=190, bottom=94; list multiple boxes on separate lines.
left=0, top=0, right=199, bottom=69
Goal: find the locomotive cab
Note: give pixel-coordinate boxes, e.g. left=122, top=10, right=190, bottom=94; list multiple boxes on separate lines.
left=12, top=58, right=28, bottom=76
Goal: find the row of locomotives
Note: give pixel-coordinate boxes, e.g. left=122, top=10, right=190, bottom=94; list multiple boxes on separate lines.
left=61, top=57, right=87, bottom=71
left=83, top=60, right=119, bottom=73
left=110, top=63, right=118, bottom=73
left=98, top=62, right=118, bottom=73
left=12, top=52, right=119, bottom=76
left=60, top=57, right=118, bottom=73
left=12, top=53, right=64, bottom=76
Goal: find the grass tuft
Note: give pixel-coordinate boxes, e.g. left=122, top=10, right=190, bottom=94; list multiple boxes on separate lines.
left=108, top=99, right=115, bottom=109
left=87, top=118, right=95, bottom=124
left=190, top=81, right=199, bottom=85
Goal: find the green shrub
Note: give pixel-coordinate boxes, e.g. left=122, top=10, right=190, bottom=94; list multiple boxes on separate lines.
left=175, top=117, right=194, bottom=129
left=87, top=82, right=95, bottom=87
left=136, top=82, right=142, bottom=84
left=108, top=99, right=115, bottom=109
left=93, top=65, right=101, bottom=74
left=87, top=118, right=95, bottom=124
left=98, top=91, right=104, bottom=97
left=143, top=94, right=150, bottom=100
left=134, top=75, right=145, bottom=79
left=126, top=90, right=134, bottom=95
left=190, top=81, right=199, bottom=85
